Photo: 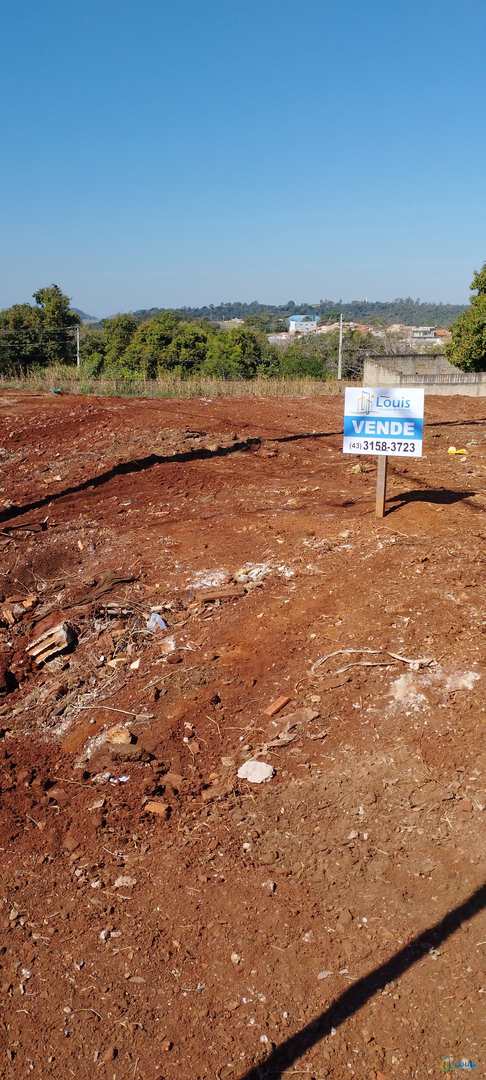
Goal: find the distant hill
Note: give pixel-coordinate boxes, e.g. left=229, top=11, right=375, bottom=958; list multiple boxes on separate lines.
left=132, top=298, right=466, bottom=328
left=72, top=308, right=99, bottom=324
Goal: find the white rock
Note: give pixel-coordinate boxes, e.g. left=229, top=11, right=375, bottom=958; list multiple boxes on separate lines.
left=237, top=760, right=275, bottom=784
left=192, top=569, right=230, bottom=588
left=234, top=563, right=271, bottom=583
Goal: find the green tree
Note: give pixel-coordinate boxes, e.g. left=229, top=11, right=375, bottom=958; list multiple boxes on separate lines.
left=102, top=314, right=138, bottom=373
left=0, top=285, right=79, bottom=373
left=277, top=334, right=336, bottom=378
left=0, top=303, right=44, bottom=374
left=79, top=326, right=106, bottom=375
left=163, top=323, right=212, bottom=376
left=33, top=284, right=80, bottom=365
left=447, top=264, right=486, bottom=372
left=275, top=329, right=381, bottom=379
left=120, top=312, right=182, bottom=377
left=203, top=326, right=272, bottom=378
left=470, top=265, right=486, bottom=295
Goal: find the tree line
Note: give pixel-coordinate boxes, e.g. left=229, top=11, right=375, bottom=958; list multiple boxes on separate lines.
left=1, top=270, right=484, bottom=378
left=79, top=310, right=379, bottom=379
left=134, top=297, right=466, bottom=331
left=0, top=286, right=380, bottom=380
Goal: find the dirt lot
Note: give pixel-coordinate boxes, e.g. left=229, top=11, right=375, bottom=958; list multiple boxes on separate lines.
left=0, top=389, right=485, bottom=1080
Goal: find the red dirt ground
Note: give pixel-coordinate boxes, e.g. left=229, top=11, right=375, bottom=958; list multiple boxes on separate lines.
left=0, top=389, right=485, bottom=1080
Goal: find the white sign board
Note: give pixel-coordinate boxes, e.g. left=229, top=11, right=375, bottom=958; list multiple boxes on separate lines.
left=343, top=387, right=424, bottom=458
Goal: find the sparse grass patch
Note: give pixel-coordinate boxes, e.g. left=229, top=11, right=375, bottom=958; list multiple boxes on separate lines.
left=0, top=366, right=350, bottom=399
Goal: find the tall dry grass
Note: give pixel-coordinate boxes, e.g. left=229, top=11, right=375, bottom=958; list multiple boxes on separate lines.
left=0, top=365, right=349, bottom=399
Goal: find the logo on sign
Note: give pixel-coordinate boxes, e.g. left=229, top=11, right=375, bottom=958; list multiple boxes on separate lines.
left=356, top=391, right=374, bottom=414
left=354, top=392, right=414, bottom=415
left=441, top=1058, right=477, bottom=1072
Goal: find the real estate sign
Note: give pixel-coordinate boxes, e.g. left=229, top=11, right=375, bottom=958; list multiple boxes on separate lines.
left=343, top=387, right=424, bottom=458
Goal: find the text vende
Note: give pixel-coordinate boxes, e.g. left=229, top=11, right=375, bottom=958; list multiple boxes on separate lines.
left=349, top=419, right=418, bottom=436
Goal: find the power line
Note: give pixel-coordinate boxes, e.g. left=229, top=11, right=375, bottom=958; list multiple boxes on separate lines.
left=0, top=327, right=78, bottom=336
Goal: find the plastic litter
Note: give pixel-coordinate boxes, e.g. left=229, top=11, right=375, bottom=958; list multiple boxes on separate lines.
left=237, top=760, right=275, bottom=784
left=159, top=635, right=176, bottom=655
left=91, top=772, right=130, bottom=785
left=146, top=612, right=169, bottom=633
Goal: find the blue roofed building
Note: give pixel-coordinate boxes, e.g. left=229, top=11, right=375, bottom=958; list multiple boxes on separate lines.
left=288, top=314, right=319, bottom=335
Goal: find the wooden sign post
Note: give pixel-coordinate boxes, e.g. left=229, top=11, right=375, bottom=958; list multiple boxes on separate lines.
left=375, top=454, right=388, bottom=518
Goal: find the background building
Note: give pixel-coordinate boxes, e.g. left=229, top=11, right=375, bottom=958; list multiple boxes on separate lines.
left=288, top=314, right=319, bottom=335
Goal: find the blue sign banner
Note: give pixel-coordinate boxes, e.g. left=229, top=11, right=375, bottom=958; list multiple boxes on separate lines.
left=343, top=415, right=423, bottom=440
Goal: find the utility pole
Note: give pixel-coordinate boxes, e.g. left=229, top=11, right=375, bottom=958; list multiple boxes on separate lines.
left=337, top=313, right=343, bottom=380
left=76, top=326, right=80, bottom=368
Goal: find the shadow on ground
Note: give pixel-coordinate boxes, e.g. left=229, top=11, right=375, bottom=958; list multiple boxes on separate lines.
left=430, top=417, right=486, bottom=428
left=1, top=416, right=483, bottom=529
left=237, top=883, right=486, bottom=1080
left=0, top=429, right=348, bottom=527
left=0, top=437, right=262, bottom=525
left=386, top=488, right=478, bottom=515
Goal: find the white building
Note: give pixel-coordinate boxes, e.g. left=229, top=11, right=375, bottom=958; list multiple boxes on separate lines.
left=288, top=314, right=319, bottom=335
left=410, top=326, right=437, bottom=341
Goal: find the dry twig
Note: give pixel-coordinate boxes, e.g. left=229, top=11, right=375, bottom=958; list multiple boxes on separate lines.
left=310, top=647, right=433, bottom=677
left=78, top=704, right=154, bottom=721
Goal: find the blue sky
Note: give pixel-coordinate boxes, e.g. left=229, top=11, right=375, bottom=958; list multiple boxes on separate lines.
left=1, top=0, right=485, bottom=314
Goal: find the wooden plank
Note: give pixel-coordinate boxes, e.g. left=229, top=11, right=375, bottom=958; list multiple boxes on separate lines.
left=198, top=585, right=247, bottom=603
left=264, top=694, right=291, bottom=717
left=375, top=455, right=388, bottom=518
